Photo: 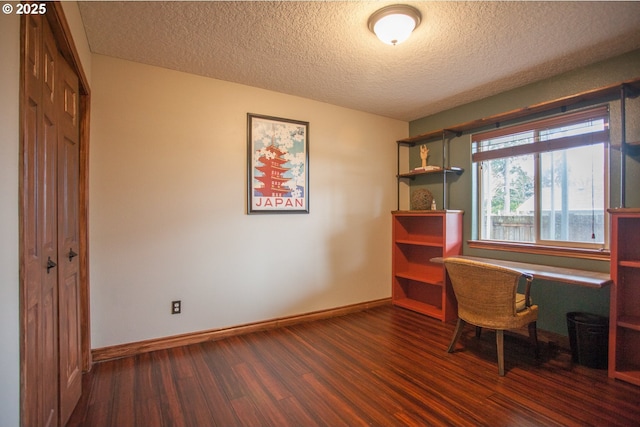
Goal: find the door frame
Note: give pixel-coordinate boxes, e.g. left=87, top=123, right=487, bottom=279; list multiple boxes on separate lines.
left=19, top=1, right=91, bottom=422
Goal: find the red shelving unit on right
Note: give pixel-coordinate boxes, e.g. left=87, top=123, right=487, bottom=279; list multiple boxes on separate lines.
left=608, top=208, right=640, bottom=386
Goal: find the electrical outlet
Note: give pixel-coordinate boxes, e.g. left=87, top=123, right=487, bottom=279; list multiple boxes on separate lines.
left=171, top=300, right=181, bottom=314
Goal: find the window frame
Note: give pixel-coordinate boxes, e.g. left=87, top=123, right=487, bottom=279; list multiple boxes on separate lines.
left=471, top=106, right=610, bottom=257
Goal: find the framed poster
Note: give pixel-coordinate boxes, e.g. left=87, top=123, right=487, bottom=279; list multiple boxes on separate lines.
left=247, top=114, right=309, bottom=213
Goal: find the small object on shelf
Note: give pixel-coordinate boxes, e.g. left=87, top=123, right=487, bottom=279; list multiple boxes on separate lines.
left=419, top=144, right=429, bottom=168
left=431, top=199, right=436, bottom=210
left=410, top=189, right=433, bottom=210
left=411, top=165, right=441, bottom=172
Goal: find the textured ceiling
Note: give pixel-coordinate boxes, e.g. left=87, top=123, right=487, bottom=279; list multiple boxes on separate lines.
left=78, top=1, right=640, bottom=121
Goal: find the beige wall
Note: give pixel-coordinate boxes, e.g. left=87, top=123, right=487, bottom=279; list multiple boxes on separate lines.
left=0, top=12, right=21, bottom=427
left=89, top=54, right=407, bottom=348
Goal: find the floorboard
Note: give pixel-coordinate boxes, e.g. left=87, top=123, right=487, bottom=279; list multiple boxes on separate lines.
left=66, top=305, right=640, bottom=427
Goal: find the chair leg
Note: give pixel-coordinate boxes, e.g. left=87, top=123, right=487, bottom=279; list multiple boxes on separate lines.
left=447, top=318, right=466, bottom=353
left=528, top=321, right=539, bottom=358
left=475, top=326, right=482, bottom=338
left=496, top=330, right=505, bottom=376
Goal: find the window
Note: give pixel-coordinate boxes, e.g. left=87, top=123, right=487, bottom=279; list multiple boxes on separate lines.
left=473, top=107, right=609, bottom=250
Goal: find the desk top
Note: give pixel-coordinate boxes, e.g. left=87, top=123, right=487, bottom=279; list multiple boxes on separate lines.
left=432, top=255, right=612, bottom=289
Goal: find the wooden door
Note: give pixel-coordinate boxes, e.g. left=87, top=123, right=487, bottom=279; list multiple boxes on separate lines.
left=21, top=12, right=83, bottom=427
left=57, top=52, right=82, bottom=425
left=22, top=13, right=60, bottom=427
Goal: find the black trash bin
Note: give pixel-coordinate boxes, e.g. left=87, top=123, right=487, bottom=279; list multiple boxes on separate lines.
left=566, top=312, right=609, bottom=369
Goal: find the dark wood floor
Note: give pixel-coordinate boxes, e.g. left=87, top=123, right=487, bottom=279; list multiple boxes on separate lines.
left=67, top=305, right=640, bottom=427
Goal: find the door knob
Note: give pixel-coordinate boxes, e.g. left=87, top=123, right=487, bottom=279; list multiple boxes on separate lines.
left=68, top=248, right=78, bottom=261
left=46, top=257, right=57, bottom=273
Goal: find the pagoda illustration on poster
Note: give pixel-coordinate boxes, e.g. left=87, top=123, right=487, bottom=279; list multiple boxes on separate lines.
left=255, top=144, right=291, bottom=197
left=249, top=114, right=308, bottom=213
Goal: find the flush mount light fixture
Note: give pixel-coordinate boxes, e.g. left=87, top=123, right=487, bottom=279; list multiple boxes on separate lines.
left=368, top=4, right=421, bottom=46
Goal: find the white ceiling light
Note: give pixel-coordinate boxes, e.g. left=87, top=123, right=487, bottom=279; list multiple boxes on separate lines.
left=368, top=4, right=422, bottom=46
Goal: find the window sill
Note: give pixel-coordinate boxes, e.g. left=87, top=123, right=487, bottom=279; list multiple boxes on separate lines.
left=467, top=240, right=610, bottom=261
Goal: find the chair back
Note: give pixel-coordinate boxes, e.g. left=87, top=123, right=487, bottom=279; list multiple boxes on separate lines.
left=444, top=257, right=530, bottom=329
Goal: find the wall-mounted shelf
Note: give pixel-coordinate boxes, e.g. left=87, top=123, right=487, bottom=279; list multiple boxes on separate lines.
left=397, top=77, right=640, bottom=211
left=398, top=167, right=464, bottom=180
left=396, top=131, right=463, bottom=210
left=403, top=78, right=640, bottom=145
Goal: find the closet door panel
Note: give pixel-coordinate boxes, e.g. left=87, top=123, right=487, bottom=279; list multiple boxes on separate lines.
left=57, top=53, right=82, bottom=425
left=42, top=18, right=60, bottom=427
left=22, top=14, right=59, bottom=427
left=22, top=15, right=43, bottom=427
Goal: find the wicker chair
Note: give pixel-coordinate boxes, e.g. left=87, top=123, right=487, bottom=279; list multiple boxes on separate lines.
left=444, top=257, right=539, bottom=376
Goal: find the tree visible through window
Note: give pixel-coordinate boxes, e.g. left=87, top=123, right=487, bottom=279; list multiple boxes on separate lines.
left=473, top=107, right=609, bottom=249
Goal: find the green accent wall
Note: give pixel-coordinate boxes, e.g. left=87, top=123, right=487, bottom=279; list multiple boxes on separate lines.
left=408, top=49, right=640, bottom=335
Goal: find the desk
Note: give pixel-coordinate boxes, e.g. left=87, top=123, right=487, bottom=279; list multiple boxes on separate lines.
left=431, top=255, right=612, bottom=288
